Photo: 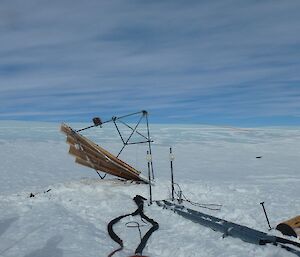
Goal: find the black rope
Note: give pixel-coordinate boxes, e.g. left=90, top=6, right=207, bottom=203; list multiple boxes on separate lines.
left=107, top=195, right=159, bottom=257
left=173, top=183, right=222, bottom=211
left=125, top=221, right=147, bottom=240
left=135, top=208, right=158, bottom=255
left=107, top=213, right=131, bottom=257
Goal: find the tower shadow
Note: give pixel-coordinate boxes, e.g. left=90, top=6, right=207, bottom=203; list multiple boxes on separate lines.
left=23, top=235, right=63, bottom=257
left=0, top=216, right=19, bottom=237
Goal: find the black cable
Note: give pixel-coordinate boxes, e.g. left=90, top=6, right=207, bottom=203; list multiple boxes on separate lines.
left=107, top=214, right=130, bottom=246
left=125, top=221, right=147, bottom=240
left=135, top=211, right=159, bottom=255
left=173, top=183, right=222, bottom=211
left=107, top=195, right=158, bottom=257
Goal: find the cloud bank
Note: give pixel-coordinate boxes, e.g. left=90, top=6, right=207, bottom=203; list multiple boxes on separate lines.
left=0, top=0, right=300, bottom=125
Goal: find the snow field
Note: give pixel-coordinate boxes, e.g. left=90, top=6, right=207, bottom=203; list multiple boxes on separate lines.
left=0, top=121, right=300, bottom=256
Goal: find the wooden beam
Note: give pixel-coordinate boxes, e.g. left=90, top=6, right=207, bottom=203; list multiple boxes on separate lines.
left=60, top=123, right=146, bottom=182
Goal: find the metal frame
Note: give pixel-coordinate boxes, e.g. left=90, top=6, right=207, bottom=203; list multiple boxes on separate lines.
left=76, top=110, right=155, bottom=181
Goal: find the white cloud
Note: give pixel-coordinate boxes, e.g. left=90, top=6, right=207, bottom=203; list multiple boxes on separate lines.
left=0, top=0, right=300, bottom=124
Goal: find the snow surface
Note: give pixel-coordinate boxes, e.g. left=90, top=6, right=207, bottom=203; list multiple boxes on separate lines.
left=0, top=121, right=300, bottom=257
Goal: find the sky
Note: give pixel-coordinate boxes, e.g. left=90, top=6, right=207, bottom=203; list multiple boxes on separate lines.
left=0, top=0, right=300, bottom=126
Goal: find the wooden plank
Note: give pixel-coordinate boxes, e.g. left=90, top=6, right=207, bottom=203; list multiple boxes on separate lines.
left=75, top=157, right=138, bottom=180
left=60, top=123, right=71, bottom=134
left=69, top=145, right=87, bottom=160
left=69, top=145, right=135, bottom=178
left=67, top=136, right=138, bottom=176
left=60, top=123, right=147, bottom=182
left=65, top=130, right=141, bottom=177
left=83, top=136, right=138, bottom=173
left=77, top=134, right=140, bottom=175
left=66, top=135, right=76, bottom=146
left=61, top=123, right=141, bottom=175
left=62, top=123, right=141, bottom=177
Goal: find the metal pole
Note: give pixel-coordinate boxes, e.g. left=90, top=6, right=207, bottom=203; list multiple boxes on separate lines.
left=115, top=110, right=145, bottom=120
left=147, top=151, right=152, bottom=205
left=113, top=118, right=125, bottom=144
left=117, top=114, right=144, bottom=157
left=76, top=110, right=146, bottom=132
left=170, top=147, right=175, bottom=201
left=145, top=112, right=155, bottom=180
left=118, top=119, right=149, bottom=141
left=76, top=124, right=97, bottom=132
left=260, top=202, right=272, bottom=230
left=127, top=140, right=153, bottom=145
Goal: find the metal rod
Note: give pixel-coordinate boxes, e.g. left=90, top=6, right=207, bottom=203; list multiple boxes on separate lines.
left=127, top=140, right=154, bottom=145
left=76, top=124, right=97, bottom=132
left=96, top=171, right=106, bottom=179
left=117, top=114, right=144, bottom=157
left=76, top=110, right=146, bottom=132
left=114, top=110, right=145, bottom=120
left=147, top=151, right=152, bottom=205
left=170, top=147, right=175, bottom=201
left=118, top=119, right=149, bottom=141
left=145, top=113, right=155, bottom=180
left=113, top=119, right=125, bottom=144
left=260, top=202, right=272, bottom=230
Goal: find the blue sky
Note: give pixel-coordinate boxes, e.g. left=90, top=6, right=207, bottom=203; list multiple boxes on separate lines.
left=0, top=0, right=300, bottom=126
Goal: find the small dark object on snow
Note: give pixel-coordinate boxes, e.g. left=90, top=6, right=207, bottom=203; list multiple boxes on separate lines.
left=29, top=188, right=51, bottom=198
left=256, top=156, right=262, bottom=159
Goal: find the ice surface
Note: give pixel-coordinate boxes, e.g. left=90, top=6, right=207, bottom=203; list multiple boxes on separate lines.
left=0, top=121, right=300, bottom=257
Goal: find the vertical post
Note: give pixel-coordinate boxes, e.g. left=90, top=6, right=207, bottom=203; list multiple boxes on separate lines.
left=178, top=190, right=183, bottom=204
left=145, top=111, right=155, bottom=180
left=170, top=147, right=175, bottom=201
left=147, top=151, right=153, bottom=205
